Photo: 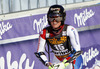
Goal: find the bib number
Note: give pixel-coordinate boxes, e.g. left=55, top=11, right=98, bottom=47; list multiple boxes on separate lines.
left=54, top=44, right=65, bottom=50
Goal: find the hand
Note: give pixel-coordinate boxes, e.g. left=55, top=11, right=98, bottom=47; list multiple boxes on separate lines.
left=48, top=59, right=69, bottom=69
left=53, top=62, right=65, bottom=69
left=62, top=59, right=69, bottom=67
left=46, top=62, right=52, bottom=67
left=48, top=62, right=55, bottom=69
left=48, top=65, right=54, bottom=69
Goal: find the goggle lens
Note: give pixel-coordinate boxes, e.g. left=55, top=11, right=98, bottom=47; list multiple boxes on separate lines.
left=48, top=16, right=63, bottom=22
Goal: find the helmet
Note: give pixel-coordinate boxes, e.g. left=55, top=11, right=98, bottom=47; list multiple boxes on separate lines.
left=47, top=5, right=66, bottom=25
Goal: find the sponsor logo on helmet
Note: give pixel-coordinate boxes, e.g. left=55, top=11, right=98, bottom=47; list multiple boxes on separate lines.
left=50, top=8, right=60, bottom=11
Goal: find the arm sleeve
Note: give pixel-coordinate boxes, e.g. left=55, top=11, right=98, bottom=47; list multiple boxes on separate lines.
left=37, top=29, right=46, bottom=52
left=37, top=29, right=49, bottom=65
left=67, top=26, right=81, bottom=51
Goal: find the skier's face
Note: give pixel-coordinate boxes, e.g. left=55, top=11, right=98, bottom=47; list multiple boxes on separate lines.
left=49, top=16, right=62, bottom=30
left=50, top=21, right=61, bottom=30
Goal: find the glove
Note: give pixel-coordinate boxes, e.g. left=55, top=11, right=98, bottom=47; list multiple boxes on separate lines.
left=48, top=63, right=64, bottom=69
left=62, top=59, right=69, bottom=67
left=48, top=65, right=54, bottom=69
left=54, top=62, right=65, bottom=69
left=48, top=59, right=69, bottom=69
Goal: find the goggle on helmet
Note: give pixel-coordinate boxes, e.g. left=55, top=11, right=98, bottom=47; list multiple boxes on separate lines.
left=47, top=5, right=66, bottom=25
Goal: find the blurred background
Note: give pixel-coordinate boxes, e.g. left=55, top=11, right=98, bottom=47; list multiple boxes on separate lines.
left=0, top=0, right=98, bottom=14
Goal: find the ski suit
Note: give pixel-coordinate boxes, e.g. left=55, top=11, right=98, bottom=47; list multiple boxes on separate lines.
left=37, top=24, right=82, bottom=69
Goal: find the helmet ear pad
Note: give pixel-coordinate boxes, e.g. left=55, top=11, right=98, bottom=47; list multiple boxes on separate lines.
left=47, top=5, right=66, bottom=25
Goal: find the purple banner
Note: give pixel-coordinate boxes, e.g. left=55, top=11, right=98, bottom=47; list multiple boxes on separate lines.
left=65, top=5, right=100, bottom=28
left=0, top=14, right=47, bottom=40
left=79, top=29, right=100, bottom=69
left=0, top=5, right=100, bottom=69
left=0, top=39, right=48, bottom=69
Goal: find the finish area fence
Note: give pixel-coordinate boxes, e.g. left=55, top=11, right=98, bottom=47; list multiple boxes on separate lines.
left=0, top=0, right=95, bottom=14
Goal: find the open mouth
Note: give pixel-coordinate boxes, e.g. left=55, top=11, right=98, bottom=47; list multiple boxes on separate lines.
left=53, top=22, right=58, bottom=25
